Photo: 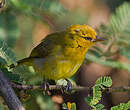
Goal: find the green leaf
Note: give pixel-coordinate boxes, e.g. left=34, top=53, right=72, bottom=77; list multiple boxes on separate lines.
left=109, top=2, right=130, bottom=36
left=62, top=103, right=68, bottom=109
left=111, top=101, right=130, bottom=110
left=95, top=104, right=105, bottom=110
left=71, top=103, right=76, bottom=110
left=0, top=40, right=17, bottom=65
left=109, top=2, right=130, bottom=58
left=85, top=76, right=112, bottom=109
left=85, top=96, right=93, bottom=105
left=96, top=76, right=112, bottom=88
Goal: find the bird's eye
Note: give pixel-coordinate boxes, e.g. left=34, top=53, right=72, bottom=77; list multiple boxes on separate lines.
left=84, top=37, right=92, bottom=41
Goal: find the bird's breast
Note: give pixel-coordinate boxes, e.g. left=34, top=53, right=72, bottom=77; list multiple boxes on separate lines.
left=32, top=47, right=87, bottom=80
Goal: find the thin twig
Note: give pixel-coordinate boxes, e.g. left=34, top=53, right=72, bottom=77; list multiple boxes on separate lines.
left=10, top=82, right=130, bottom=93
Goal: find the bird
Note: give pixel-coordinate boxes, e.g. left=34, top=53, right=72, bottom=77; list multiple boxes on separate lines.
left=10, top=24, right=104, bottom=90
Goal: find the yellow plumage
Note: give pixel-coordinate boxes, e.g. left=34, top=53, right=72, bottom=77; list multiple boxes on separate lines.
left=11, top=24, right=103, bottom=80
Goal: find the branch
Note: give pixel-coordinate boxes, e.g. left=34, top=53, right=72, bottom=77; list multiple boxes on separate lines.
left=10, top=82, right=130, bottom=93
left=0, top=70, right=25, bottom=110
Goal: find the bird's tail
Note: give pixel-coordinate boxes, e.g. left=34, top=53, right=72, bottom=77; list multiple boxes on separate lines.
left=9, top=57, right=33, bottom=69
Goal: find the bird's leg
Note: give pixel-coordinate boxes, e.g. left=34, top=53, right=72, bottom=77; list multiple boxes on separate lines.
left=65, top=79, right=73, bottom=92
left=42, top=82, right=50, bottom=95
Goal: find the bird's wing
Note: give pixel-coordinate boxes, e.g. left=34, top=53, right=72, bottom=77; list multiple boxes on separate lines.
left=29, top=32, right=64, bottom=58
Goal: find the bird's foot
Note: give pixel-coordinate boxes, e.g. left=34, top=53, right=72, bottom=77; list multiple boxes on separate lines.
left=42, top=82, right=50, bottom=95
left=62, top=79, right=72, bottom=92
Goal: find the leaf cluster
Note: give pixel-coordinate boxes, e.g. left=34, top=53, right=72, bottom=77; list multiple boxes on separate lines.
left=85, top=76, right=130, bottom=110
left=85, top=76, right=112, bottom=110
left=111, top=101, right=130, bottom=110
left=87, top=2, right=130, bottom=72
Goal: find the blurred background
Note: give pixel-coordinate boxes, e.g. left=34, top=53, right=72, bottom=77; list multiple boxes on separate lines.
left=0, top=0, right=130, bottom=110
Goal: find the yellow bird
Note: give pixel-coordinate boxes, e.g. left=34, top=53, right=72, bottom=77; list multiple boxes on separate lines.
left=10, top=24, right=103, bottom=85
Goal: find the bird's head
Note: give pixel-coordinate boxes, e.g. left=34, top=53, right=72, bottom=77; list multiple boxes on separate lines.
left=67, top=24, right=104, bottom=48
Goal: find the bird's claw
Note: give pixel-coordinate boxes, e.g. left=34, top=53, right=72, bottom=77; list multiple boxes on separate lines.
left=62, top=79, right=72, bottom=92
left=42, top=82, right=50, bottom=95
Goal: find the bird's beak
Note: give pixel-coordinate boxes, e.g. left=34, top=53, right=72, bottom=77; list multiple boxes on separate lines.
left=92, top=36, right=104, bottom=42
